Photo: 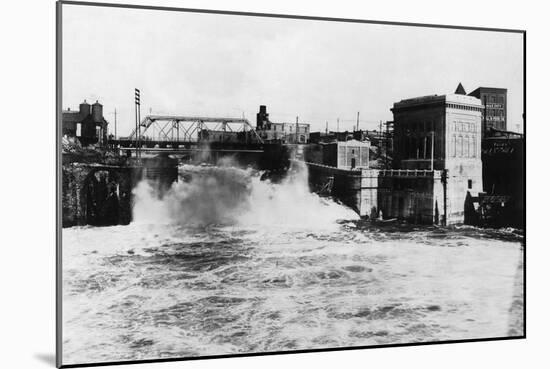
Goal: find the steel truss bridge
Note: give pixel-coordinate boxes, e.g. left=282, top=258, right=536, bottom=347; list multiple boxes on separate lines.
left=110, top=115, right=263, bottom=149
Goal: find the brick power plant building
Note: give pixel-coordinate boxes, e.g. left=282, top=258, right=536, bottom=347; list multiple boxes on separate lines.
left=62, top=100, right=109, bottom=146
left=306, top=83, right=486, bottom=225
left=468, top=86, right=507, bottom=134
left=388, top=89, right=484, bottom=224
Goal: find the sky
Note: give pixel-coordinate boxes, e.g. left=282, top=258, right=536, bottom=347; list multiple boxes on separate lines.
left=62, top=4, right=524, bottom=136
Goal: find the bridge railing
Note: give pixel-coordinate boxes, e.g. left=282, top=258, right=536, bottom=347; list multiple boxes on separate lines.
left=115, top=136, right=199, bottom=143
left=126, top=115, right=264, bottom=144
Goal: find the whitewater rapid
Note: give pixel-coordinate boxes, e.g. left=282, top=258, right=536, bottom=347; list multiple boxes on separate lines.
left=61, top=163, right=524, bottom=365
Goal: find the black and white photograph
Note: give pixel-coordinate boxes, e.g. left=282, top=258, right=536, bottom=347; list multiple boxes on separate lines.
left=57, top=1, right=525, bottom=367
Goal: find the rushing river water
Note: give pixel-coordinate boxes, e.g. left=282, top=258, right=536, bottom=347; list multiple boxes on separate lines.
left=62, top=164, right=524, bottom=365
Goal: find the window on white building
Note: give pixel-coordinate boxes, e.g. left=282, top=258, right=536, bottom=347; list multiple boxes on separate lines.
left=453, top=135, right=457, bottom=157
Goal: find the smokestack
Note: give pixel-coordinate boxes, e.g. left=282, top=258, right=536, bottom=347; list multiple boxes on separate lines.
left=295, top=116, right=299, bottom=144
left=257, top=105, right=268, bottom=129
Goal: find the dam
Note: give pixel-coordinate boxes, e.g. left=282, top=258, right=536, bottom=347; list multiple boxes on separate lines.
left=62, top=87, right=523, bottom=228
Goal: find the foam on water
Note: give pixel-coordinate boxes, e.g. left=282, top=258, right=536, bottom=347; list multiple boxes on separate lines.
left=61, top=163, right=524, bottom=365
left=132, top=161, right=358, bottom=231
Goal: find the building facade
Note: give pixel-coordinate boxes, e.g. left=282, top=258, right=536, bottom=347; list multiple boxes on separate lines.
left=320, top=140, right=371, bottom=170
left=468, top=87, right=507, bottom=133
left=389, top=91, right=484, bottom=224
left=255, top=105, right=310, bottom=144
left=62, top=100, right=109, bottom=146
left=304, top=86, right=486, bottom=225
left=480, top=129, right=524, bottom=227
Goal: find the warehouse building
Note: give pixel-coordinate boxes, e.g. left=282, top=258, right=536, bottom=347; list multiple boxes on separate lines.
left=62, top=100, right=109, bottom=146
left=256, top=105, right=310, bottom=144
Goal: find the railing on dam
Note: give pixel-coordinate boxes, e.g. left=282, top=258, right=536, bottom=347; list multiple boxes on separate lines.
left=300, top=161, right=443, bottom=179
left=299, top=161, right=362, bottom=175
left=378, top=169, right=443, bottom=178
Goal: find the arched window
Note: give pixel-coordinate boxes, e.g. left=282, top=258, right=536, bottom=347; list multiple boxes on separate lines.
left=457, top=136, right=463, bottom=157
left=453, top=135, right=457, bottom=157
left=465, top=136, right=470, bottom=157
left=427, top=134, right=432, bottom=160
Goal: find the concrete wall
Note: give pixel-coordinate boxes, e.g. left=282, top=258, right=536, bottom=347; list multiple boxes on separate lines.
left=356, top=169, right=379, bottom=218
left=332, top=170, right=363, bottom=215
left=377, top=172, right=445, bottom=224
left=306, top=161, right=448, bottom=224
left=62, top=156, right=179, bottom=227
left=62, top=163, right=134, bottom=227
left=305, top=162, right=362, bottom=213
left=444, top=159, right=482, bottom=224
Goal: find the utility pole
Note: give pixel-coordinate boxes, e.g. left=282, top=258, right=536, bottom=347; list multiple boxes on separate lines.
left=138, top=94, right=141, bottom=158
left=135, top=88, right=141, bottom=159
left=111, top=108, right=117, bottom=139
left=379, top=120, right=383, bottom=158
left=431, top=130, right=435, bottom=171
left=385, top=121, right=389, bottom=169
left=134, top=98, right=137, bottom=154
left=296, top=116, right=299, bottom=143
left=356, top=112, right=360, bottom=132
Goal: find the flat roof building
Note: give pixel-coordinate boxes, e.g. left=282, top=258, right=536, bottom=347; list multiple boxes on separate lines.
left=392, top=92, right=483, bottom=171
left=62, top=99, right=109, bottom=146
left=321, top=139, right=371, bottom=170
left=391, top=84, right=484, bottom=224
left=468, top=87, right=507, bottom=134
left=255, top=105, right=310, bottom=144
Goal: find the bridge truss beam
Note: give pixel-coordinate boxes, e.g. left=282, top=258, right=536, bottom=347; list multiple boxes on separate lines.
left=126, top=115, right=263, bottom=144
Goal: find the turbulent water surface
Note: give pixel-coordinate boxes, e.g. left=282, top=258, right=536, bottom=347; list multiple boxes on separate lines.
left=62, top=164, right=524, bottom=365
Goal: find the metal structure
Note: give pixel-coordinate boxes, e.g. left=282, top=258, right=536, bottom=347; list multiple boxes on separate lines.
left=122, top=115, right=264, bottom=146
left=134, top=89, right=141, bottom=158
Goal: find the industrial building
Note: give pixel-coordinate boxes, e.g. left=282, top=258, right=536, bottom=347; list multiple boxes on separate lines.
left=324, top=140, right=371, bottom=170
left=480, top=129, right=524, bottom=227
left=305, top=139, right=371, bottom=170
left=305, top=84, right=485, bottom=225
left=256, top=105, right=310, bottom=144
left=468, top=86, right=507, bottom=134
left=388, top=88, right=484, bottom=224
left=62, top=100, right=109, bottom=146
